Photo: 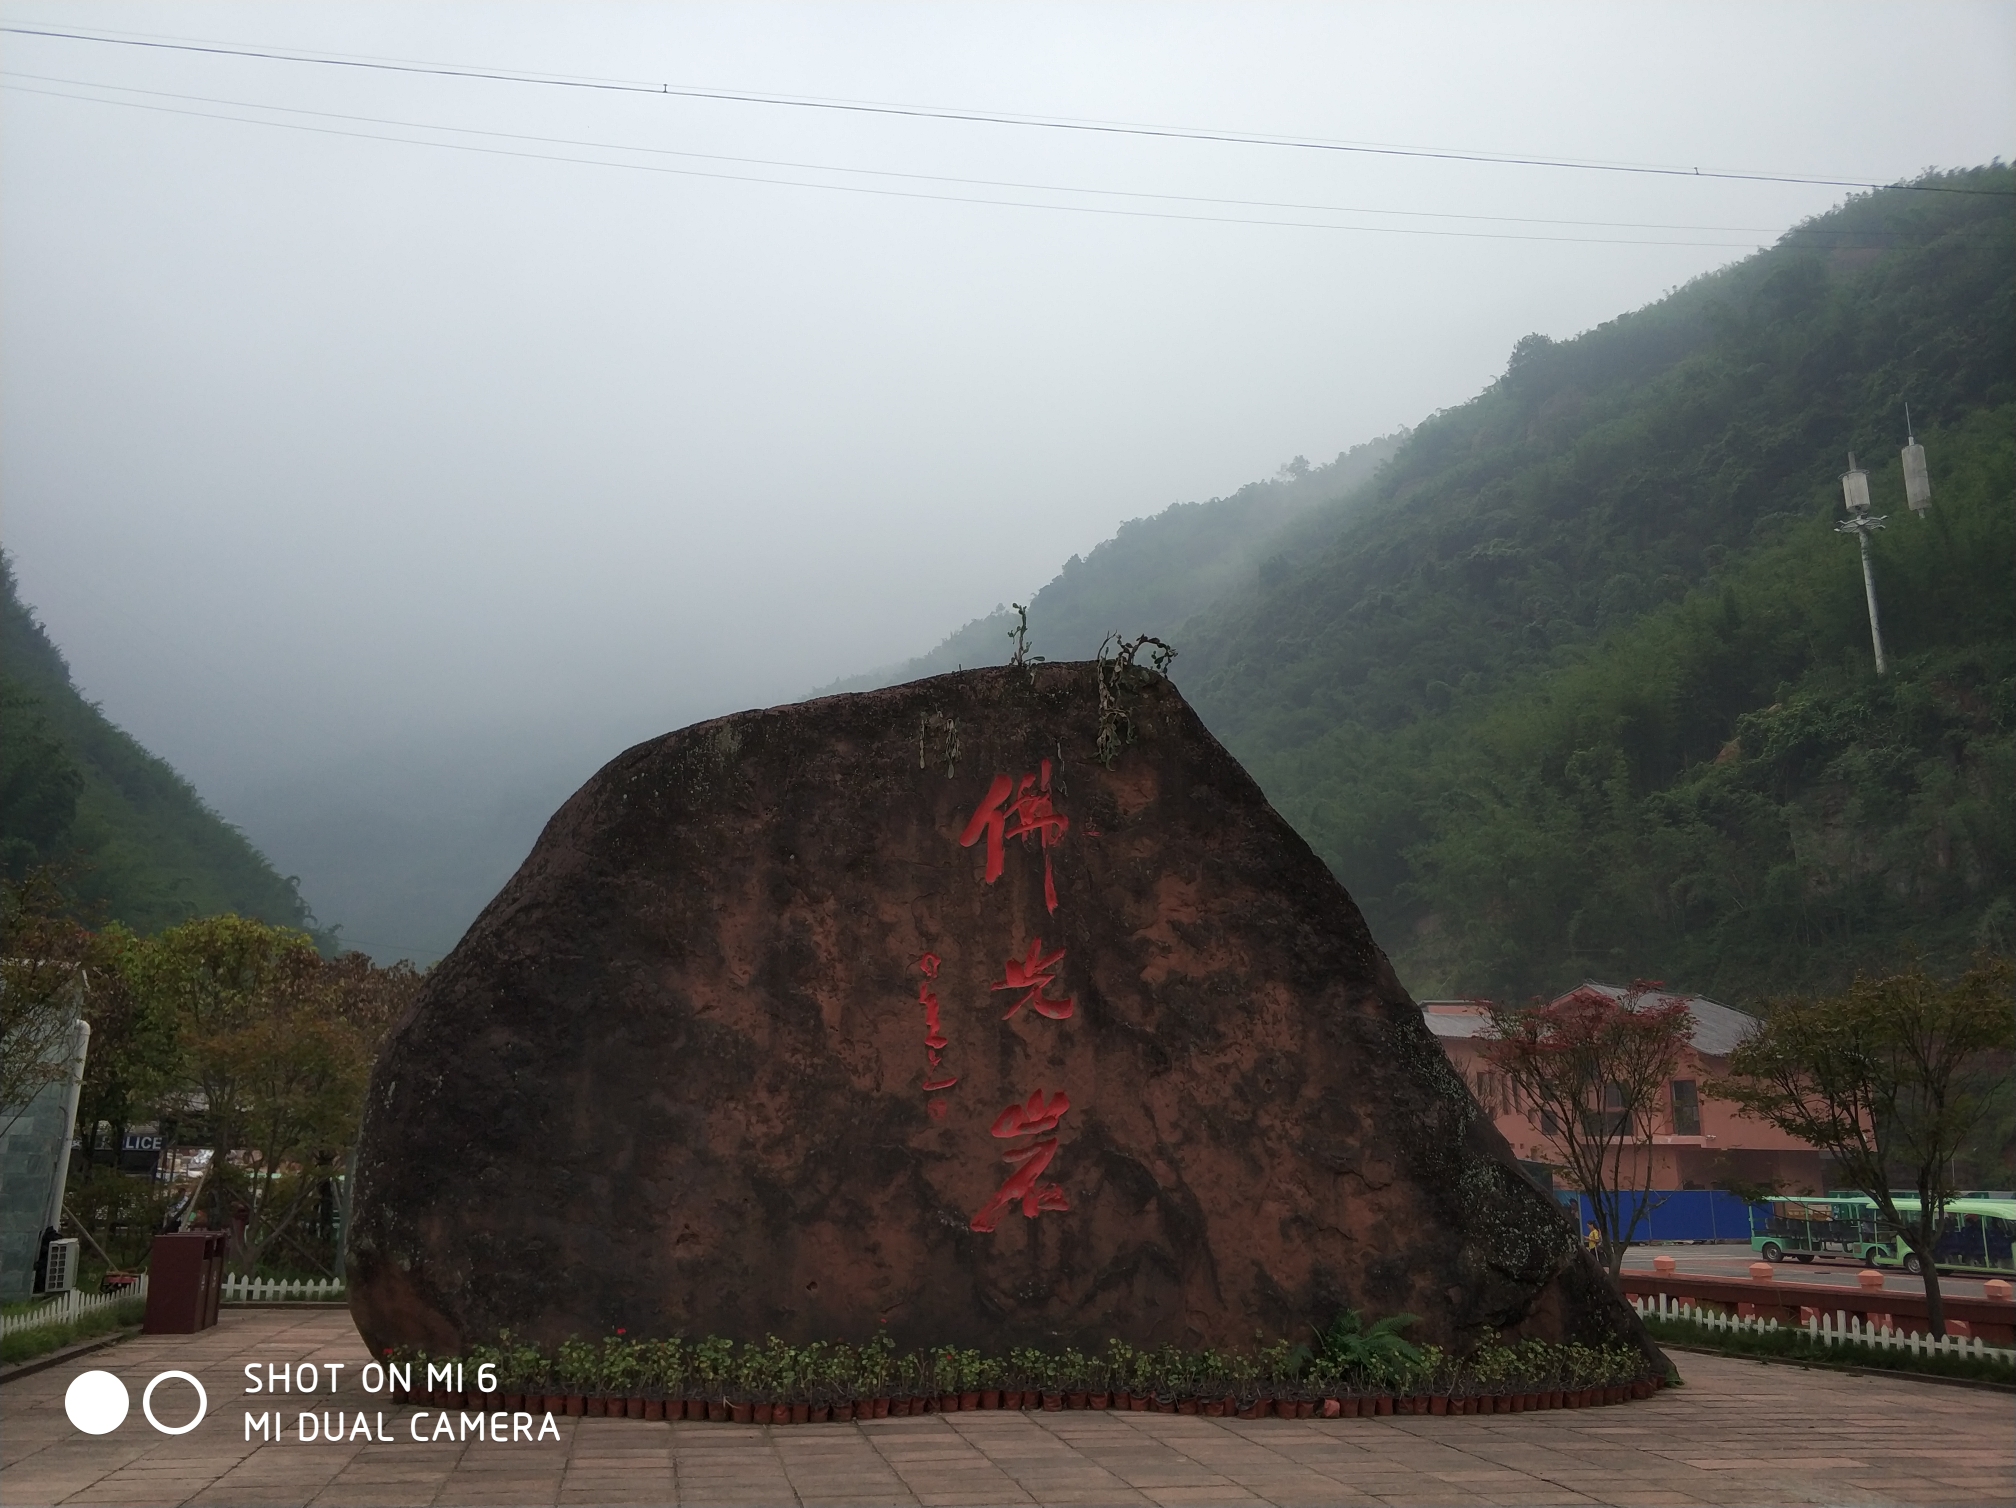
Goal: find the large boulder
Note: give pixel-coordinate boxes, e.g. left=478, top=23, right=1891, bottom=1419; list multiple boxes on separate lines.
left=348, top=663, right=1655, bottom=1363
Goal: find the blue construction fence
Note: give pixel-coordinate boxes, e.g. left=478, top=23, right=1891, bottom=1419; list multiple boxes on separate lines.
left=1552, top=1189, right=1765, bottom=1244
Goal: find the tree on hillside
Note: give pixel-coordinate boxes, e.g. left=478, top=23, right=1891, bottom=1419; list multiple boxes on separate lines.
left=1480, top=983, right=1695, bottom=1278
left=1709, top=956, right=2014, bottom=1337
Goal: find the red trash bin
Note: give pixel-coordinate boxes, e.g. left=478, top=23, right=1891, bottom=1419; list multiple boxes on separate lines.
left=143, top=1231, right=229, bottom=1334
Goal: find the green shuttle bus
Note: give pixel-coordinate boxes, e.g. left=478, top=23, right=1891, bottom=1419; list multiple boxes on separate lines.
left=1748, top=1196, right=1887, bottom=1266
left=1869, top=1197, right=2016, bottom=1277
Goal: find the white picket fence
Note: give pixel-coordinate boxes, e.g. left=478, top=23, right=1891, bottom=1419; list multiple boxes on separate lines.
left=1632, top=1291, right=2015, bottom=1368
left=222, top=1274, right=345, bottom=1304
left=0, top=1276, right=149, bottom=1341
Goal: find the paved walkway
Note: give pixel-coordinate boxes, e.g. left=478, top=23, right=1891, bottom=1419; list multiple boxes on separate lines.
left=2, top=1310, right=2010, bottom=1507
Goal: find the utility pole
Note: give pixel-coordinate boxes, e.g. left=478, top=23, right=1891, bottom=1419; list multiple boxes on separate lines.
left=1835, top=453, right=1887, bottom=676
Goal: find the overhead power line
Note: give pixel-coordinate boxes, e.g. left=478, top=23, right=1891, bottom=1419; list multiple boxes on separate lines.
left=4, top=70, right=1834, bottom=240
left=5, top=21, right=2009, bottom=198
left=5, top=80, right=1786, bottom=247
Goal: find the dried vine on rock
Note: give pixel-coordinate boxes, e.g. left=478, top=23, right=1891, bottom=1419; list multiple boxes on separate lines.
left=1094, top=633, right=1177, bottom=768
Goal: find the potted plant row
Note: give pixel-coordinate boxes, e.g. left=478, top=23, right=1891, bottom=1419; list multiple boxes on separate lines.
left=382, top=1315, right=1665, bottom=1422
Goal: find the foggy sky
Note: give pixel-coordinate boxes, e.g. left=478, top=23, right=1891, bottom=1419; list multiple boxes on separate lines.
left=4, top=2, right=2012, bottom=957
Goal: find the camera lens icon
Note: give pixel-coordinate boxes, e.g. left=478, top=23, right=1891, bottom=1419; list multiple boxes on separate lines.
left=64, top=1371, right=129, bottom=1434
left=64, top=1369, right=208, bottom=1435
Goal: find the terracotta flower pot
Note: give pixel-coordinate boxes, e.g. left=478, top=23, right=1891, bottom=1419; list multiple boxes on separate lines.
left=1295, top=1401, right=1313, bottom=1419
left=941, top=1394, right=960, bottom=1412
left=871, top=1397, right=890, bottom=1418
left=961, top=1391, right=980, bottom=1411
left=1429, top=1396, right=1447, bottom=1416
left=564, top=1396, right=584, bottom=1417
left=752, top=1404, right=772, bottom=1425
left=1321, top=1399, right=1341, bottom=1418
left=1374, top=1396, right=1393, bottom=1416
left=1204, top=1400, right=1225, bottom=1417
left=833, top=1402, right=854, bottom=1423
left=1236, top=1402, right=1259, bottom=1420
left=1156, top=1398, right=1176, bottom=1413
left=1067, top=1392, right=1088, bottom=1410
left=643, top=1399, right=663, bottom=1421
left=730, top=1402, right=752, bottom=1424
left=793, top=1403, right=811, bottom=1424
left=1176, top=1399, right=1197, bottom=1415
left=707, top=1401, right=728, bottom=1422
left=980, top=1390, right=999, bottom=1410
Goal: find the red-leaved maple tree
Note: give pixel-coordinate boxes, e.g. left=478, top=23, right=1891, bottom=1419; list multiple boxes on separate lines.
left=1481, top=983, right=1694, bottom=1278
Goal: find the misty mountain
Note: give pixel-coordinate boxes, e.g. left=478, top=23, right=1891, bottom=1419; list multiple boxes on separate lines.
left=811, top=431, right=1407, bottom=694
left=821, top=166, right=2013, bottom=1006
left=13, top=168, right=2005, bottom=999
left=1, top=552, right=317, bottom=935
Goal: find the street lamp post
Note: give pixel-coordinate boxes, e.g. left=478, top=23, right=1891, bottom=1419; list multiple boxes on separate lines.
left=1836, top=453, right=1888, bottom=676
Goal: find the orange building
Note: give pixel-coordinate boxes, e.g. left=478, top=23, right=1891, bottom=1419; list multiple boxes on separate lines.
left=1420, top=982, right=1826, bottom=1193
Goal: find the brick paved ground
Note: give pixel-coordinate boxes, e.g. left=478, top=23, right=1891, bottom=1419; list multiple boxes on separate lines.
left=3, top=1310, right=2010, bottom=1507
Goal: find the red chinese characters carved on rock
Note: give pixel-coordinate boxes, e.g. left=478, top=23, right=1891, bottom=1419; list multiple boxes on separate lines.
left=918, top=953, right=955, bottom=1119
left=958, top=760, right=1068, bottom=913
left=990, top=938, right=1074, bottom=1020
left=969, top=1090, right=1072, bottom=1232
left=956, top=766, right=1079, bottom=1231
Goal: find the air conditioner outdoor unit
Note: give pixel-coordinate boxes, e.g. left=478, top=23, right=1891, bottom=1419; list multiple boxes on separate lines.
left=42, top=1237, right=80, bottom=1294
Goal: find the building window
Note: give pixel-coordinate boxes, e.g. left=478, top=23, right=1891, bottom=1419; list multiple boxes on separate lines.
left=1582, top=1082, right=1629, bottom=1137
left=1671, top=1079, right=1700, bottom=1136
left=1541, top=1108, right=1559, bottom=1136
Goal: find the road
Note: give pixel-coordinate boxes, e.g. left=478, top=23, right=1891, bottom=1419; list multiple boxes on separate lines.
left=1620, top=1243, right=1997, bottom=1300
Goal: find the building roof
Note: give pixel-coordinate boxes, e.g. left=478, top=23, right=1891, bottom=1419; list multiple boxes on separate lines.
left=1418, top=1002, right=1494, bottom=1040
left=1417, top=982, right=1760, bottom=1057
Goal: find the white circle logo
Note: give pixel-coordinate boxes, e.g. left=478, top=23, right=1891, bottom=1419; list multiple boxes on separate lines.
left=64, top=1370, right=130, bottom=1434
left=141, top=1371, right=208, bottom=1435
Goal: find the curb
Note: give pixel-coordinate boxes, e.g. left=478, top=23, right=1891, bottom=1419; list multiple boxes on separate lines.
left=0, top=1326, right=140, bottom=1386
left=1659, top=1341, right=2016, bottom=1394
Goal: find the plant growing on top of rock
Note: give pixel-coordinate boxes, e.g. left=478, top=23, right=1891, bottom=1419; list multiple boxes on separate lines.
left=1093, top=632, right=1177, bottom=766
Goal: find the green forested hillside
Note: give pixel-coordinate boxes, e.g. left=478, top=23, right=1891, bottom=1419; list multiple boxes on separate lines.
left=839, top=167, right=2013, bottom=1009
left=1176, top=167, right=2014, bottom=1002
left=0, top=553, right=320, bottom=935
